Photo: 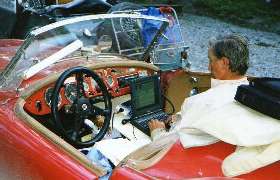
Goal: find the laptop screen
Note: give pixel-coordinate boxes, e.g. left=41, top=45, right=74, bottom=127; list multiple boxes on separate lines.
left=130, top=75, right=163, bottom=117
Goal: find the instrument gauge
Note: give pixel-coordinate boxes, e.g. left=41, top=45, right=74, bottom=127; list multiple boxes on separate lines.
left=65, top=83, right=77, bottom=103
left=44, top=87, right=62, bottom=107
left=107, top=75, right=114, bottom=87
left=65, top=82, right=90, bottom=103
left=91, top=78, right=100, bottom=91
left=83, top=82, right=90, bottom=92
left=139, top=70, right=148, bottom=77
left=128, top=68, right=136, bottom=72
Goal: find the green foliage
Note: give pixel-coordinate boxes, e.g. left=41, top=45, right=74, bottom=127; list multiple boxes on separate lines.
left=126, top=0, right=280, bottom=33
left=192, top=0, right=280, bottom=33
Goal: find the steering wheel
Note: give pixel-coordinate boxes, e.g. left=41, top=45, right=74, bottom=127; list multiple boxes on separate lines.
left=51, top=66, right=112, bottom=148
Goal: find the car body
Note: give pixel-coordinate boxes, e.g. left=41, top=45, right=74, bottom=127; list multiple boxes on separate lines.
left=0, top=10, right=279, bottom=179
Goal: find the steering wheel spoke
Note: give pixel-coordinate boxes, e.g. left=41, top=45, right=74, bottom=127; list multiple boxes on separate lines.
left=75, top=72, right=86, bottom=98
left=89, top=96, right=105, bottom=104
left=91, top=105, right=110, bottom=116
left=69, top=120, right=97, bottom=143
left=70, top=130, right=79, bottom=142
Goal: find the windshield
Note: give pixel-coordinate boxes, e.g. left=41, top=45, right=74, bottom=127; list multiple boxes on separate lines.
left=0, top=14, right=169, bottom=91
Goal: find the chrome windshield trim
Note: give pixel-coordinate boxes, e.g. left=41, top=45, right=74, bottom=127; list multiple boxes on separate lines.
left=31, top=13, right=169, bottom=36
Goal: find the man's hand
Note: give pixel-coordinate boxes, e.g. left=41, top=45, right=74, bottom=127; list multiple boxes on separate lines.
left=148, top=119, right=165, bottom=132
left=92, top=115, right=104, bottom=128
left=148, top=115, right=177, bottom=132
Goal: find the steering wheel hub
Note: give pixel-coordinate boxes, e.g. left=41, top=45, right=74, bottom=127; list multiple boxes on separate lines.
left=82, top=104, right=88, bottom=110
left=76, top=97, right=91, bottom=114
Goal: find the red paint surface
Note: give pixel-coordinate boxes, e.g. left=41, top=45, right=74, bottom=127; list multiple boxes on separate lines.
left=0, top=39, right=23, bottom=71
left=0, top=93, right=98, bottom=179
left=112, top=141, right=280, bottom=179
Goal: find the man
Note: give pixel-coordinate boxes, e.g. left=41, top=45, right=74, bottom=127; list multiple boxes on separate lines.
left=147, top=34, right=280, bottom=177
left=148, top=34, right=250, bottom=140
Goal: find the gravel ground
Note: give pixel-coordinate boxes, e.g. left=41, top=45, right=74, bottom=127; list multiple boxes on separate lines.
left=179, top=14, right=280, bottom=77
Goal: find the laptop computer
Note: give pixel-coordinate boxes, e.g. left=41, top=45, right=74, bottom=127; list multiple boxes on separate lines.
left=129, top=74, right=168, bottom=136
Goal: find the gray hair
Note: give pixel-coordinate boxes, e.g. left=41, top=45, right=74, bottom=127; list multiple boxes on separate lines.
left=209, top=34, right=249, bottom=75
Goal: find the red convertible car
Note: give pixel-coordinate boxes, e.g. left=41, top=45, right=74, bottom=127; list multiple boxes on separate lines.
left=0, top=11, right=279, bottom=179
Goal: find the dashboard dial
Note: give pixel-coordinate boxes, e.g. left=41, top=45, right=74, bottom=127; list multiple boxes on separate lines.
left=65, top=83, right=77, bottom=103
left=139, top=70, right=148, bottom=77
left=106, top=75, right=114, bottom=87
left=65, top=82, right=89, bottom=103
left=44, top=87, right=62, bottom=107
left=128, top=68, right=136, bottom=72
left=91, top=78, right=100, bottom=91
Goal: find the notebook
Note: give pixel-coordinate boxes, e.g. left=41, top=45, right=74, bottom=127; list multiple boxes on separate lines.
left=129, top=74, right=168, bottom=136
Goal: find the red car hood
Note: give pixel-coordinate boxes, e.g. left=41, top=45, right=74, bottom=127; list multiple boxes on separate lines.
left=0, top=39, right=23, bottom=71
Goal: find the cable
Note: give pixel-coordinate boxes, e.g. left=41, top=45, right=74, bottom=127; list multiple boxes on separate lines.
left=162, top=94, right=175, bottom=115
left=111, top=111, right=115, bottom=130
left=132, top=126, right=137, bottom=140
left=158, top=71, right=175, bottom=115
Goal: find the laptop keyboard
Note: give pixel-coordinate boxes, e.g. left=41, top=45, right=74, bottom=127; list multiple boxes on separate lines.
left=133, top=111, right=169, bottom=135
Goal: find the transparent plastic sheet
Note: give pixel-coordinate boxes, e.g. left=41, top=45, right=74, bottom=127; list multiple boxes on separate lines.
left=111, top=7, right=187, bottom=71
left=143, top=8, right=185, bottom=70
left=0, top=26, right=77, bottom=91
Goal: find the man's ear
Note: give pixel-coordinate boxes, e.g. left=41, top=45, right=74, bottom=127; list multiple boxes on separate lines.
left=221, top=57, right=230, bottom=67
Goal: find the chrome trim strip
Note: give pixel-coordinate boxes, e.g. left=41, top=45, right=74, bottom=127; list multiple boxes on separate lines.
left=31, top=14, right=169, bottom=36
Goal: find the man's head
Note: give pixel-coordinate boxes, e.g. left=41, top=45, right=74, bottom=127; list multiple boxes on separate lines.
left=208, top=34, right=249, bottom=80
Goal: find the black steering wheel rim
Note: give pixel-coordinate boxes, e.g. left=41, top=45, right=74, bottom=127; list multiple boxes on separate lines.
left=51, top=66, right=112, bottom=148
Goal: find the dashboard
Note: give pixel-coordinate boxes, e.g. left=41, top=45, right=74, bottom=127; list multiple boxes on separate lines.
left=24, top=67, right=150, bottom=116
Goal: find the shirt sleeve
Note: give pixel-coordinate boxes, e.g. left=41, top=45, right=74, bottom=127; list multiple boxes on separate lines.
left=150, top=128, right=168, bottom=141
